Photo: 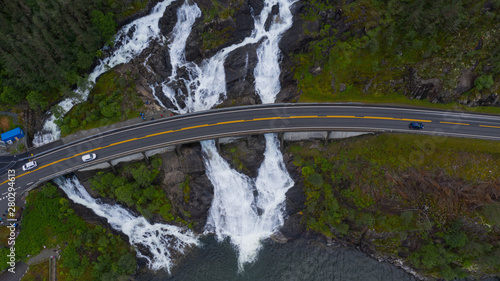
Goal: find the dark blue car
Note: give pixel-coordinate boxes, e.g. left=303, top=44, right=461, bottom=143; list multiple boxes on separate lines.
left=408, top=122, right=424, bottom=130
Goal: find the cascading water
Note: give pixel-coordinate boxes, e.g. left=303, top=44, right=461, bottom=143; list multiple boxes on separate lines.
left=53, top=176, right=198, bottom=274
left=33, top=0, right=174, bottom=147
left=39, top=0, right=297, bottom=273
left=153, top=0, right=297, bottom=270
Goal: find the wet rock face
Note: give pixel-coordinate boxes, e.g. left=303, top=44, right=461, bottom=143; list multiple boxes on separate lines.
left=161, top=143, right=213, bottom=232
left=219, top=43, right=260, bottom=107
left=219, top=135, right=266, bottom=178
left=248, top=0, right=264, bottom=15
left=159, top=0, right=183, bottom=37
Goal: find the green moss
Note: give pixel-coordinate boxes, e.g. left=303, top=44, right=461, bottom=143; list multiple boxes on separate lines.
left=201, top=26, right=234, bottom=52
left=180, top=175, right=191, bottom=203
left=58, top=70, right=144, bottom=136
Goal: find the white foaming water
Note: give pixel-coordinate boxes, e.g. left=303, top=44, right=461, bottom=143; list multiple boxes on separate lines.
left=158, top=1, right=284, bottom=113
left=53, top=176, right=198, bottom=273
left=33, top=0, right=174, bottom=147
left=202, top=0, right=297, bottom=269
left=254, top=0, right=296, bottom=103
left=203, top=134, right=293, bottom=269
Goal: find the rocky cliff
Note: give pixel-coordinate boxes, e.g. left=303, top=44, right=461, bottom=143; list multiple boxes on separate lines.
left=134, top=0, right=499, bottom=109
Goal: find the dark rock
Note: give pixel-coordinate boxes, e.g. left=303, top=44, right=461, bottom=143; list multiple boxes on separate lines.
left=310, top=66, right=322, bottom=75
left=363, top=78, right=373, bottom=93
left=339, top=83, right=347, bottom=92
left=264, top=12, right=273, bottom=31
left=279, top=17, right=318, bottom=54
left=454, top=67, right=476, bottom=96
left=148, top=48, right=173, bottom=79
left=280, top=214, right=305, bottom=239
left=270, top=231, right=288, bottom=244
left=276, top=52, right=300, bottom=103
left=248, top=0, right=264, bottom=15
left=185, top=30, right=203, bottom=63
left=484, top=0, right=495, bottom=12
left=233, top=4, right=255, bottom=46
left=161, top=143, right=214, bottom=232
left=159, top=0, right=183, bottom=36
left=222, top=43, right=260, bottom=107
left=404, top=67, right=443, bottom=102
left=271, top=3, right=280, bottom=15
left=219, top=135, right=266, bottom=178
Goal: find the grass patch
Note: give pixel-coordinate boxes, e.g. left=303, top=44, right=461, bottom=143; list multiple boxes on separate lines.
left=116, top=0, right=149, bottom=19
left=21, top=261, right=49, bottom=281
left=56, top=70, right=143, bottom=136
left=291, top=134, right=500, bottom=279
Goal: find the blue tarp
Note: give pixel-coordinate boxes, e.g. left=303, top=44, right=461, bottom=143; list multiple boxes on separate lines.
left=1, top=127, right=24, bottom=142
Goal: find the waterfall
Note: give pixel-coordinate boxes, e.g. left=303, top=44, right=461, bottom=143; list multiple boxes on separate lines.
left=151, top=0, right=297, bottom=270
left=203, top=0, right=296, bottom=269
left=33, top=0, right=174, bottom=147
left=38, top=0, right=297, bottom=272
left=53, top=176, right=198, bottom=274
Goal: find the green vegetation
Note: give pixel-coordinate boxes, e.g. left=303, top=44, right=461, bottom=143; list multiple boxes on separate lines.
left=56, top=70, right=143, bottom=136
left=22, top=261, right=49, bottom=281
left=180, top=175, right=191, bottom=203
left=291, top=134, right=500, bottom=279
left=0, top=183, right=136, bottom=280
left=198, top=0, right=243, bottom=53
left=294, top=0, right=500, bottom=113
left=90, top=157, right=179, bottom=222
left=0, top=0, right=149, bottom=112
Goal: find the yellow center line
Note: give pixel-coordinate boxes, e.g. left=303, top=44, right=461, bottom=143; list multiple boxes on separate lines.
left=479, top=125, right=500, bottom=129
left=0, top=114, right=438, bottom=187
left=252, top=117, right=281, bottom=121
left=401, top=118, right=432, bottom=123
left=440, top=121, right=469, bottom=126
left=326, top=115, right=356, bottom=118
left=363, top=116, right=399, bottom=120
left=217, top=120, right=246, bottom=125
left=143, top=130, right=174, bottom=138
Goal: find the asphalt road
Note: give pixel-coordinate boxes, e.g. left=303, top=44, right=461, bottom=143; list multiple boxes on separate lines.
left=0, top=103, right=499, bottom=210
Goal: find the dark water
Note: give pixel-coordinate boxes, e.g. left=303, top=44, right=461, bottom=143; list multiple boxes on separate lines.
left=137, top=235, right=418, bottom=281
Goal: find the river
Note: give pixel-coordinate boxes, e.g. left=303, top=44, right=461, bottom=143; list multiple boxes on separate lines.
left=138, top=236, right=418, bottom=281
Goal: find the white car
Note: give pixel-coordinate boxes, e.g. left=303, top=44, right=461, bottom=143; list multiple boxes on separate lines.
left=82, top=153, right=97, bottom=162
left=22, top=161, right=37, bottom=171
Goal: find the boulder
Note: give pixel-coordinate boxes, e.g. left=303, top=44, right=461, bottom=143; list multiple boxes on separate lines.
left=404, top=67, right=443, bottom=102
left=454, top=67, right=476, bottom=96
left=339, top=83, right=347, bottom=92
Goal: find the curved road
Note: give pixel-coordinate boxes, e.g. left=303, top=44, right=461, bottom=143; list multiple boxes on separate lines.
left=1, top=103, right=499, bottom=203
